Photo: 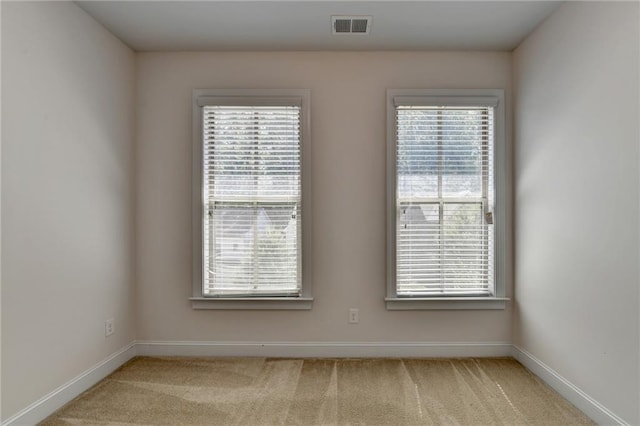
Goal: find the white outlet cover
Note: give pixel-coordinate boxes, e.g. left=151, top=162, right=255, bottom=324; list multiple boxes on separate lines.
left=105, top=319, right=115, bottom=337
left=348, top=308, right=359, bottom=324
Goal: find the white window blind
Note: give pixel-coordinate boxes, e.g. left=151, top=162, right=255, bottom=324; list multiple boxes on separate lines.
left=202, top=105, right=301, bottom=296
left=395, top=105, right=495, bottom=296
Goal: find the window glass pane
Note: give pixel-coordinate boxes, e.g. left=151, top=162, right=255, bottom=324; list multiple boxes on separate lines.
left=441, top=109, right=485, bottom=197
left=205, top=107, right=300, bottom=200
left=255, top=203, right=299, bottom=290
left=397, top=202, right=440, bottom=295
left=204, top=202, right=299, bottom=296
left=397, top=110, right=438, bottom=198
left=442, top=203, right=490, bottom=294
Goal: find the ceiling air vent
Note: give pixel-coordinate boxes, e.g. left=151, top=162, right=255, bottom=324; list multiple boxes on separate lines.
left=332, top=16, right=372, bottom=35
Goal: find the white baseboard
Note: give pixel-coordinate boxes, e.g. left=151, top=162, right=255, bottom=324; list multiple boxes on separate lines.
left=511, top=345, right=628, bottom=426
left=135, top=340, right=512, bottom=358
left=2, top=342, right=136, bottom=426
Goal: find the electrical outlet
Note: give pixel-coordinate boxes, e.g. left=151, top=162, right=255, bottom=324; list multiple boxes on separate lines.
left=348, top=308, right=359, bottom=324
left=105, top=319, right=115, bottom=337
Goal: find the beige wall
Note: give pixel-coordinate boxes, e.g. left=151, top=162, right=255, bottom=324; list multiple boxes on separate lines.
left=135, top=51, right=513, bottom=343
left=513, top=2, right=640, bottom=424
left=1, top=2, right=136, bottom=420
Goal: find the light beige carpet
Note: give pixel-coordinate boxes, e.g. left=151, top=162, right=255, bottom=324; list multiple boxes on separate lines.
left=41, top=357, right=593, bottom=425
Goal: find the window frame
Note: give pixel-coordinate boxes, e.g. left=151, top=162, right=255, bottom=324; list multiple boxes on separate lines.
left=386, top=89, right=508, bottom=310
left=191, top=89, right=312, bottom=310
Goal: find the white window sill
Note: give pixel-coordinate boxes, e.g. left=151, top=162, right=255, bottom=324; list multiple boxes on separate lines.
left=190, top=297, right=313, bottom=310
left=385, top=297, right=509, bottom=310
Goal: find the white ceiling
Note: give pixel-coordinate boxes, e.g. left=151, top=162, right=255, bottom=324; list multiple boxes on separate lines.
left=76, top=1, right=562, bottom=52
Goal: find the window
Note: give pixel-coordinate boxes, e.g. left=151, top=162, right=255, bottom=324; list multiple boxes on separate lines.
left=386, top=89, right=507, bottom=310
left=191, top=89, right=312, bottom=309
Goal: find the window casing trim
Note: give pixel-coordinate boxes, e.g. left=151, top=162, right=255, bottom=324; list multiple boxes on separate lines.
left=386, top=89, right=508, bottom=310
left=192, top=89, right=312, bottom=310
